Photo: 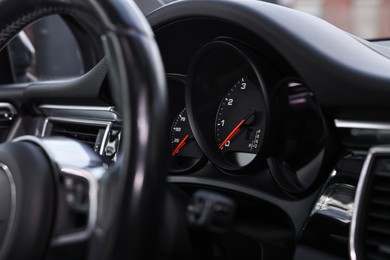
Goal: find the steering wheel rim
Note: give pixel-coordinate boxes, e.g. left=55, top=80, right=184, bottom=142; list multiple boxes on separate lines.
left=0, top=0, right=167, bottom=259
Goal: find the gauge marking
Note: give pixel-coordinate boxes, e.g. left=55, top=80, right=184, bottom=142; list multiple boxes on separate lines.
left=170, top=107, right=203, bottom=158
left=215, top=75, right=265, bottom=168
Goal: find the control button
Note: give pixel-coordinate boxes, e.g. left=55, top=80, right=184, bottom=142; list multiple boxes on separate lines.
left=62, top=174, right=89, bottom=213
left=65, top=192, right=76, bottom=204
left=64, top=176, right=75, bottom=190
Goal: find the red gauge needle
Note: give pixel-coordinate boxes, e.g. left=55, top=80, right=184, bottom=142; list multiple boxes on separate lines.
left=218, top=110, right=256, bottom=150
left=172, top=134, right=189, bottom=156
left=219, top=119, right=245, bottom=150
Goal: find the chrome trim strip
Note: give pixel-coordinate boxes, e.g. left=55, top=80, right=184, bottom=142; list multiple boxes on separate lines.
left=40, top=105, right=114, bottom=112
left=349, top=146, right=390, bottom=260
left=51, top=166, right=101, bottom=246
left=99, top=123, right=112, bottom=156
left=0, top=163, right=16, bottom=259
left=41, top=118, right=50, bottom=137
left=5, top=118, right=22, bottom=142
left=39, top=105, right=120, bottom=121
left=335, top=119, right=390, bottom=130
left=0, top=103, right=17, bottom=115
left=311, top=183, right=355, bottom=224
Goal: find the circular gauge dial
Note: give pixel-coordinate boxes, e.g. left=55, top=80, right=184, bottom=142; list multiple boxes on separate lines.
left=215, top=76, right=265, bottom=166
left=170, top=108, right=203, bottom=171
left=187, top=40, right=269, bottom=171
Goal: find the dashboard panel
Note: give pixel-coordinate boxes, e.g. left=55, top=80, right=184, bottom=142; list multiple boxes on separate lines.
left=151, top=7, right=331, bottom=260
left=1, top=0, right=390, bottom=259
left=148, top=1, right=390, bottom=259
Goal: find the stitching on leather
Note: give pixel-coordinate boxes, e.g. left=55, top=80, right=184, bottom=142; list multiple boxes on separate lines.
left=0, top=6, right=71, bottom=48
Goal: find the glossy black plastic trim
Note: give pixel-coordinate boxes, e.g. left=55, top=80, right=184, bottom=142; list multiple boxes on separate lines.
left=149, top=0, right=390, bottom=111
left=168, top=175, right=319, bottom=236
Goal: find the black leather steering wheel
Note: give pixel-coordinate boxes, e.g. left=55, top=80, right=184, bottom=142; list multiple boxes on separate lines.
left=0, top=0, right=167, bottom=259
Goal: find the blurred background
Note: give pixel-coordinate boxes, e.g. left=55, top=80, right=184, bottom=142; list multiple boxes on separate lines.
left=135, top=0, right=390, bottom=39
left=4, top=0, right=390, bottom=84
left=280, top=0, right=390, bottom=39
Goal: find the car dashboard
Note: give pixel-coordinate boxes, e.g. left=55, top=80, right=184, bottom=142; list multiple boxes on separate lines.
left=1, top=0, right=390, bottom=259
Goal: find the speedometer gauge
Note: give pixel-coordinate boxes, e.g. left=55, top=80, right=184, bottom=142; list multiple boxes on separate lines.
left=167, top=75, right=205, bottom=173
left=171, top=108, right=202, bottom=164
left=215, top=76, right=264, bottom=166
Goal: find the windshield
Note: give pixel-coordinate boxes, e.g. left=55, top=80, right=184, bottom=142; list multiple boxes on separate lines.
left=136, top=0, right=390, bottom=40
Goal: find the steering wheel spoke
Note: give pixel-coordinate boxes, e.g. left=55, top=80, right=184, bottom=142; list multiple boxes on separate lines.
left=52, top=159, right=103, bottom=246
left=11, top=137, right=104, bottom=247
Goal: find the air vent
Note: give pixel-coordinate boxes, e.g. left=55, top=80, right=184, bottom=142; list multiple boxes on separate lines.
left=351, top=147, right=390, bottom=260
left=49, top=122, right=106, bottom=152
left=364, top=158, right=390, bottom=259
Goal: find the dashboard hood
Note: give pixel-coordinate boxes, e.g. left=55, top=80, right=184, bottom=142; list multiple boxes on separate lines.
left=148, top=0, right=390, bottom=111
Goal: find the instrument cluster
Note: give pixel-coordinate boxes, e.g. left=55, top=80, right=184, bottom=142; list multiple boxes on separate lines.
left=167, top=38, right=326, bottom=194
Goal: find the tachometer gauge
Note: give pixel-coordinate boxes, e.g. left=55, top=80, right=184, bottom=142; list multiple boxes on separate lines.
left=186, top=40, right=270, bottom=172
left=215, top=76, right=264, bottom=166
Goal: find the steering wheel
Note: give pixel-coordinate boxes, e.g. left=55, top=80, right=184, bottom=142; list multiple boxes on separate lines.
left=0, top=0, right=167, bottom=259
